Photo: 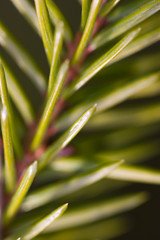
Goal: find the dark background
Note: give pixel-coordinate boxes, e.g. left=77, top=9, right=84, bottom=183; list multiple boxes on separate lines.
left=1, top=1, right=160, bottom=239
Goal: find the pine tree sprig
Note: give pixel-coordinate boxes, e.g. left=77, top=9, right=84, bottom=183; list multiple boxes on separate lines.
left=0, top=0, right=160, bottom=239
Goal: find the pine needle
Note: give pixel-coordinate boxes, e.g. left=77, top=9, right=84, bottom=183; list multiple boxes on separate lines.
left=0, top=62, right=22, bottom=158
left=22, top=161, right=122, bottom=210
left=92, top=0, right=160, bottom=49
left=47, top=22, right=64, bottom=95
left=63, top=28, right=140, bottom=98
left=100, top=0, right=120, bottom=17
left=21, top=204, right=68, bottom=240
left=1, top=106, right=16, bottom=193
left=1, top=57, right=35, bottom=124
left=81, top=0, right=91, bottom=30
left=31, top=60, right=69, bottom=151
left=3, top=161, right=37, bottom=225
left=34, top=0, right=53, bottom=64
left=72, top=0, right=103, bottom=64
left=37, top=104, right=96, bottom=170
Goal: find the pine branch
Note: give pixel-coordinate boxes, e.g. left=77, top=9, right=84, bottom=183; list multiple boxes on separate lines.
left=1, top=1, right=160, bottom=239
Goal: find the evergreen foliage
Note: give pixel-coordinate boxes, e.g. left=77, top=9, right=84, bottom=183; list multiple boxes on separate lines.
left=0, top=0, right=160, bottom=239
